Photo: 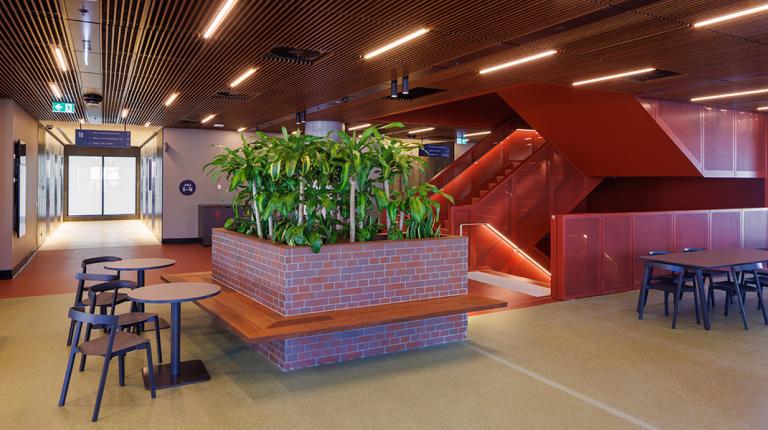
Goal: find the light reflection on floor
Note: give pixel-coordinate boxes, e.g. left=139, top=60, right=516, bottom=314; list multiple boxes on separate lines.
left=40, top=220, right=160, bottom=250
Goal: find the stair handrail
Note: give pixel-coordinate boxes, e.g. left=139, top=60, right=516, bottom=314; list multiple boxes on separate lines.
left=458, top=222, right=551, bottom=278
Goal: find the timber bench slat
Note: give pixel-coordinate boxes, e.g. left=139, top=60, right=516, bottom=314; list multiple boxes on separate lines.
left=161, top=271, right=506, bottom=343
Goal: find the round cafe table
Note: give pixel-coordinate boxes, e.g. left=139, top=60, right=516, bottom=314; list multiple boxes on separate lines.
left=128, top=282, right=221, bottom=389
left=104, top=258, right=176, bottom=330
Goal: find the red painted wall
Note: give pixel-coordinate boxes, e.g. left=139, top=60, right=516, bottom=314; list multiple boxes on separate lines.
left=581, top=177, right=765, bottom=213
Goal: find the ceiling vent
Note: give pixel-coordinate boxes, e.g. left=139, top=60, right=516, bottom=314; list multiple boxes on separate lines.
left=179, top=119, right=199, bottom=125
left=264, top=47, right=327, bottom=65
left=383, top=87, right=446, bottom=101
left=630, top=69, right=680, bottom=82
left=212, top=90, right=252, bottom=101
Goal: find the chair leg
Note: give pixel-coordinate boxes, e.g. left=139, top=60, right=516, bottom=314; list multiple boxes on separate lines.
left=92, top=356, right=111, bottom=422
left=756, top=284, right=768, bottom=325
left=79, top=324, right=94, bottom=372
left=145, top=344, right=157, bottom=399
left=154, top=317, right=163, bottom=363
left=58, top=349, right=78, bottom=406
left=672, top=287, right=681, bottom=329
left=66, top=320, right=76, bottom=346
left=709, top=288, right=715, bottom=308
left=693, top=286, right=701, bottom=324
left=724, top=292, right=730, bottom=317
left=734, top=285, right=749, bottom=330
left=664, top=292, right=669, bottom=317
left=118, top=354, right=125, bottom=386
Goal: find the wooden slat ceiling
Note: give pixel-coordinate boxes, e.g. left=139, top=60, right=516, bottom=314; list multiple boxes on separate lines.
left=2, top=0, right=768, bottom=131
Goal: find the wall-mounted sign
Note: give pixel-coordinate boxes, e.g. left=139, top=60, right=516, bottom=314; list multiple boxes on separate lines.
left=456, top=130, right=468, bottom=145
left=75, top=129, right=131, bottom=147
left=52, top=102, right=75, bottom=113
left=179, top=179, right=196, bottom=196
left=419, top=144, right=451, bottom=158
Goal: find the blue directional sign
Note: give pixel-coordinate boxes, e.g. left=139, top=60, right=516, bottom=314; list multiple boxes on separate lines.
left=75, top=129, right=131, bottom=147
left=419, top=144, right=451, bottom=158
left=51, top=102, right=75, bottom=113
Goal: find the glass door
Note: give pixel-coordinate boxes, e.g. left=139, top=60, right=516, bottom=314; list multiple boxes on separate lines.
left=67, top=155, right=137, bottom=217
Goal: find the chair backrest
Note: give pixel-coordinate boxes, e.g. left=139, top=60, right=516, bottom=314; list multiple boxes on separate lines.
left=731, top=262, right=764, bottom=272
left=88, top=279, right=135, bottom=293
left=683, top=247, right=705, bottom=253
left=68, top=306, right=119, bottom=328
left=648, top=250, right=671, bottom=256
left=81, top=256, right=122, bottom=272
left=75, top=272, right=119, bottom=283
left=646, top=261, right=686, bottom=273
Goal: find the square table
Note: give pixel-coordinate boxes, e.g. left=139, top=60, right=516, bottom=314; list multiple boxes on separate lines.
left=640, top=248, right=768, bottom=329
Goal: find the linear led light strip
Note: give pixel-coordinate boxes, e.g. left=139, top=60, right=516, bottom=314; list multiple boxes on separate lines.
left=203, top=0, right=237, bottom=39
left=49, top=82, right=62, bottom=99
left=53, top=46, right=67, bottom=71
left=758, top=106, right=768, bottom=111
left=237, top=127, right=247, bottom=132
left=459, top=223, right=551, bottom=277
left=464, top=131, right=491, bottom=137
left=201, top=114, right=217, bottom=123
left=409, top=127, right=435, bottom=134
left=230, top=67, right=257, bottom=87
left=363, top=28, right=430, bottom=59
left=164, top=92, right=179, bottom=106
left=691, top=87, right=768, bottom=102
left=694, top=3, right=768, bottom=28
left=572, top=67, right=655, bottom=86
left=479, top=50, right=557, bottom=74
left=347, top=123, right=371, bottom=131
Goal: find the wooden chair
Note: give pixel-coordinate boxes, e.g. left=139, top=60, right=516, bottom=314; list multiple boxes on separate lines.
left=638, top=260, right=700, bottom=329
left=66, top=256, right=136, bottom=346
left=79, top=280, right=163, bottom=371
left=59, top=307, right=157, bottom=422
left=708, top=263, right=768, bottom=330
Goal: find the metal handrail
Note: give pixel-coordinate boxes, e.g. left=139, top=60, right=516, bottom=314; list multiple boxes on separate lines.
left=459, top=222, right=551, bottom=277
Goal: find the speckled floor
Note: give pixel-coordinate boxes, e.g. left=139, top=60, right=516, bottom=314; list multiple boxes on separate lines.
left=1, top=289, right=767, bottom=429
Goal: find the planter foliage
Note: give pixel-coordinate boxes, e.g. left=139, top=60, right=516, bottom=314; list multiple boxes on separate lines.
left=205, top=123, right=453, bottom=252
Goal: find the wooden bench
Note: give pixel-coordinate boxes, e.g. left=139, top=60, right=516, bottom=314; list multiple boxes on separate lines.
left=162, top=271, right=506, bottom=343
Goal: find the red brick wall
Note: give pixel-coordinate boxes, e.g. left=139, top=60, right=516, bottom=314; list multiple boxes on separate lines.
left=257, top=314, right=468, bottom=371
left=212, top=229, right=468, bottom=316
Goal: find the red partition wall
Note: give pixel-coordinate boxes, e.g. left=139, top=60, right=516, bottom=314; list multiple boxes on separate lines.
left=552, top=208, right=768, bottom=300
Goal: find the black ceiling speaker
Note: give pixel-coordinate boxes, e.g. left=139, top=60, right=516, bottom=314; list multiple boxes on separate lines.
left=264, top=47, right=327, bottom=65
left=82, top=93, right=102, bottom=105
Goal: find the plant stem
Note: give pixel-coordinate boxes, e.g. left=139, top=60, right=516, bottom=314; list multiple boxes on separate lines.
left=383, top=180, right=391, bottom=230
left=349, top=178, right=356, bottom=243
left=251, top=180, right=263, bottom=238
left=298, top=181, right=305, bottom=225
left=268, top=214, right=274, bottom=240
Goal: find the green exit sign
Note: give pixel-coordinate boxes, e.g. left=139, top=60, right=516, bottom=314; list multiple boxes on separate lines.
left=51, top=102, right=75, bottom=113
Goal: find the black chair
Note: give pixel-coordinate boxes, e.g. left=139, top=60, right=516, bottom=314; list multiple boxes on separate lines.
left=66, top=256, right=135, bottom=346
left=79, top=280, right=163, bottom=371
left=708, top=263, right=768, bottom=330
left=681, top=247, right=730, bottom=308
left=60, top=307, right=157, bottom=422
left=638, top=251, right=675, bottom=316
left=638, top=260, right=700, bottom=329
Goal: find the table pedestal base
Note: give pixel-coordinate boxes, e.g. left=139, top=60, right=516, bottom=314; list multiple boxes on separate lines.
left=142, top=360, right=210, bottom=389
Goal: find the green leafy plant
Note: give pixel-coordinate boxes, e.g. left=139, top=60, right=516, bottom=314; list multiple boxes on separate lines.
left=205, top=123, right=451, bottom=252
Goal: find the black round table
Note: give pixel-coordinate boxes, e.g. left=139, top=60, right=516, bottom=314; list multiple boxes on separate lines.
left=104, top=258, right=176, bottom=331
left=128, top=282, right=221, bottom=389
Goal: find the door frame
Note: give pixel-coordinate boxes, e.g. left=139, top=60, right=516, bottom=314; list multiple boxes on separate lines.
left=63, top=145, right=140, bottom=221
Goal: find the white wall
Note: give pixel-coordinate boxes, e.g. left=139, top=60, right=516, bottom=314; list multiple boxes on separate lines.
left=162, top=128, right=240, bottom=239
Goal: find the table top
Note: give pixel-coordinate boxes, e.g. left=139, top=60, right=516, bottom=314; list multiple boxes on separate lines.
left=640, top=248, right=768, bottom=269
left=127, top=282, right=221, bottom=304
left=104, top=258, right=176, bottom=271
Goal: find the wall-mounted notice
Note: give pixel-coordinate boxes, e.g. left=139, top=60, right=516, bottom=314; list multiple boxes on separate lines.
left=75, top=129, right=131, bottom=147
left=419, top=144, right=451, bottom=158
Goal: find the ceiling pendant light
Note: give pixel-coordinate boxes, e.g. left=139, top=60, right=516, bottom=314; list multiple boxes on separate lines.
left=363, top=28, right=430, bottom=59
left=49, top=82, right=63, bottom=99
left=390, top=79, right=398, bottom=98
left=201, top=114, right=216, bottom=123
left=691, top=87, right=768, bottom=102
left=164, top=92, right=179, bottom=106
left=300, top=111, right=306, bottom=124
left=230, top=67, right=257, bottom=87
left=479, top=49, right=557, bottom=75
left=572, top=67, right=656, bottom=86
left=295, top=112, right=301, bottom=125
left=402, top=75, right=410, bottom=95
left=203, top=0, right=237, bottom=39
left=694, top=3, right=768, bottom=28
left=53, top=46, right=68, bottom=72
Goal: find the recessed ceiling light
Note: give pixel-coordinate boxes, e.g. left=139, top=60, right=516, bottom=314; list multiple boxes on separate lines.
left=79, top=118, right=85, bottom=124
left=572, top=67, right=656, bottom=86
left=694, top=3, right=768, bottom=28
left=121, top=108, right=129, bottom=118
left=213, top=123, right=225, bottom=128
left=758, top=106, right=768, bottom=111
left=201, top=114, right=216, bottom=123
left=144, top=121, right=151, bottom=127
left=230, top=67, right=257, bottom=87
left=237, top=127, right=246, bottom=132
left=691, top=87, right=768, bottom=102
left=479, top=50, right=557, bottom=74
left=49, top=82, right=62, bottom=99
left=363, top=28, right=430, bottom=59
left=409, top=127, right=435, bottom=134
left=53, top=46, right=68, bottom=72
left=464, top=131, right=491, bottom=137
left=203, top=0, right=237, bottom=39
left=164, top=92, right=179, bottom=106
left=347, top=123, right=372, bottom=131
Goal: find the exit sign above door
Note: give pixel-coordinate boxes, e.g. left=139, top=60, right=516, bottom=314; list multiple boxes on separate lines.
left=51, top=102, right=75, bottom=113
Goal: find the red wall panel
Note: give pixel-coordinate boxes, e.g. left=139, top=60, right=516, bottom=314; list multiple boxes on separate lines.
left=736, top=111, right=765, bottom=176
left=673, top=211, right=709, bottom=251
left=657, top=99, right=703, bottom=163
left=710, top=210, right=742, bottom=248
left=743, top=208, right=768, bottom=250
left=561, top=216, right=601, bottom=298
left=601, top=214, right=633, bottom=294
left=632, top=212, right=674, bottom=285
left=703, top=107, right=735, bottom=175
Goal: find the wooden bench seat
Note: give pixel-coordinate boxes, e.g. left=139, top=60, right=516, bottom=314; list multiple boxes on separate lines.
left=162, top=271, right=506, bottom=343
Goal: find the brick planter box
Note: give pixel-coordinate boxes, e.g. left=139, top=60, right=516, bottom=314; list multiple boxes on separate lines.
left=211, top=228, right=469, bottom=370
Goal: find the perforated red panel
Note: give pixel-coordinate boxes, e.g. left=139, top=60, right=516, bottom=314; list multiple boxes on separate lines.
left=513, top=149, right=550, bottom=247
left=464, top=224, right=549, bottom=282
left=550, top=146, right=601, bottom=215
left=743, top=208, right=768, bottom=249
left=703, top=107, right=735, bottom=174
left=735, top=111, right=764, bottom=175
left=632, top=213, right=674, bottom=285
left=658, top=99, right=702, bottom=162
left=710, top=210, right=742, bottom=249
left=562, top=216, right=601, bottom=298
left=673, top=211, right=709, bottom=252
left=601, top=214, right=633, bottom=294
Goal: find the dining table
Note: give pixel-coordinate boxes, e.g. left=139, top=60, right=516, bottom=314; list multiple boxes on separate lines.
left=104, top=258, right=176, bottom=330
left=640, top=248, right=768, bottom=330
left=128, top=282, right=221, bottom=389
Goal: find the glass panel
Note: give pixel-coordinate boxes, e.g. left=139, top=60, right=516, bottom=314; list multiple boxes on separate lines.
left=104, top=157, right=136, bottom=215
left=68, top=156, right=103, bottom=216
